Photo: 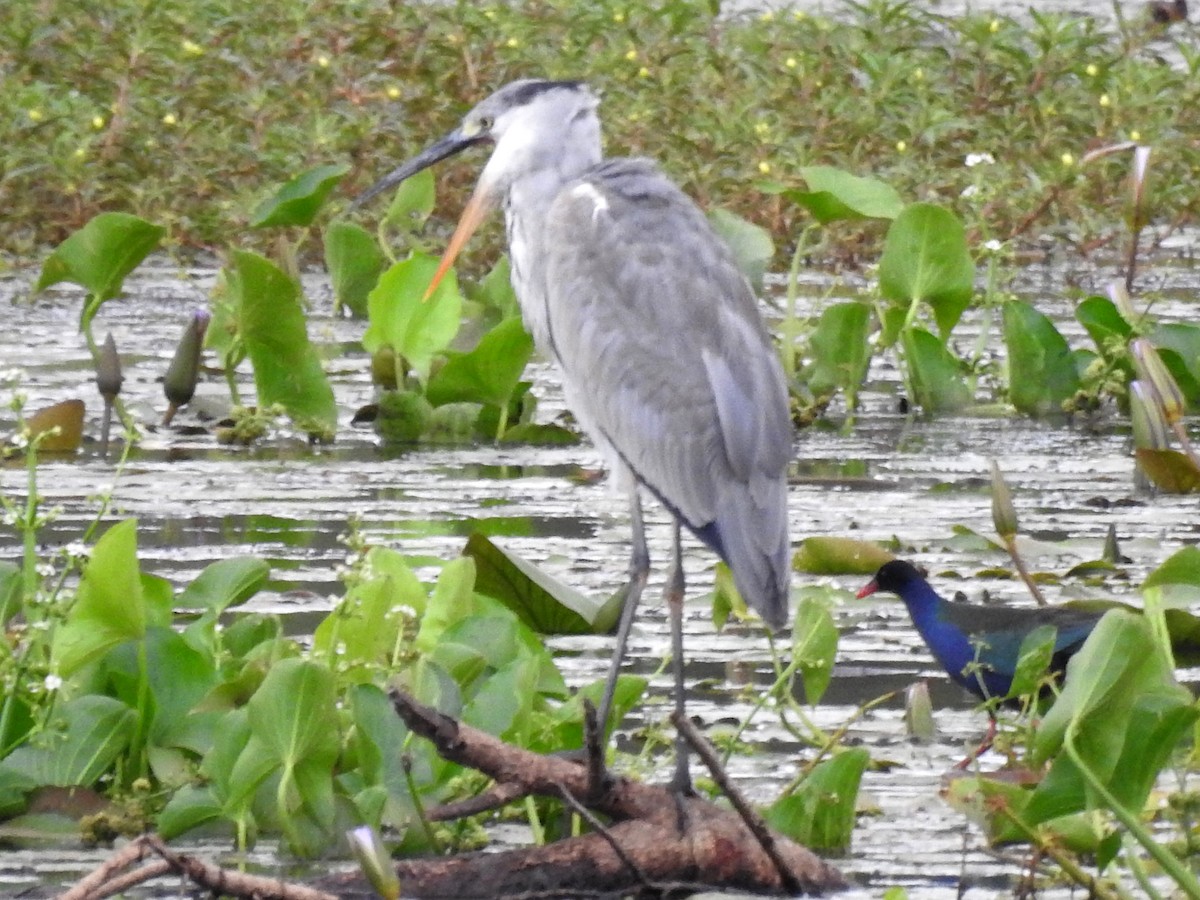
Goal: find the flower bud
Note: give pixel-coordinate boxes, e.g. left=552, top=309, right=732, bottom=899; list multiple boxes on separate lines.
left=990, top=460, right=1018, bottom=540
left=96, top=333, right=123, bottom=402
left=1130, top=338, right=1185, bottom=425
left=346, top=826, right=400, bottom=900
left=163, top=310, right=210, bottom=425
left=1130, top=379, right=1170, bottom=450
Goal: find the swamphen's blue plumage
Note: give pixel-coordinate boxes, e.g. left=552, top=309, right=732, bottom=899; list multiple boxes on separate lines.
left=858, top=559, right=1103, bottom=703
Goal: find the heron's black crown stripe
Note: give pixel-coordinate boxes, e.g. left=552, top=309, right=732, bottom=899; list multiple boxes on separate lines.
left=509, top=79, right=587, bottom=105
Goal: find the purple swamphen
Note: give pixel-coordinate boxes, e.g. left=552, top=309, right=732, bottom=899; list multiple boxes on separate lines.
left=857, top=559, right=1104, bottom=704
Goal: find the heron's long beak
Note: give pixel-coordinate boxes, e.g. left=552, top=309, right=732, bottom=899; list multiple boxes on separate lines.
left=351, top=127, right=492, bottom=300
left=351, top=128, right=484, bottom=210
left=424, top=179, right=493, bottom=300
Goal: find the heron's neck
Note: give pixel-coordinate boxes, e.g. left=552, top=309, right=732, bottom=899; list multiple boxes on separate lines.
left=503, top=120, right=602, bottom=350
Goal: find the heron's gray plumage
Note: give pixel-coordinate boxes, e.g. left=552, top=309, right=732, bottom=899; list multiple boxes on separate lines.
left=542, top=157, right=791, bottom=626
left=359, top=76, right=792, bottom=639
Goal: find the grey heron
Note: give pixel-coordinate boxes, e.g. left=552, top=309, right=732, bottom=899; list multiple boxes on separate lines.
left=357, top=79, right=792, bottom=789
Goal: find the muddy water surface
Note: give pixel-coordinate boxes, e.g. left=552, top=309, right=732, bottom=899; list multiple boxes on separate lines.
left=1, top=250, right=1198, bottom=897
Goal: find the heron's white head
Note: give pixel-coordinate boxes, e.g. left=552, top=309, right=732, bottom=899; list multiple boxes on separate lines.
left=355, top=79, right=602, bottom=298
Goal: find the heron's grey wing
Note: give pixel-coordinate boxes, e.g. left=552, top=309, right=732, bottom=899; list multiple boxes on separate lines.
left=542, top=158, right=792, bottom=625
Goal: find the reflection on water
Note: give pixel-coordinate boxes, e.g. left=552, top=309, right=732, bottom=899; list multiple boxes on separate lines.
left=2, top=255, right=1199, bottom=897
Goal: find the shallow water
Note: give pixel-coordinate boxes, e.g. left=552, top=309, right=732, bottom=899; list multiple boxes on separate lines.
left=1, top=245, right=1199, bottom=897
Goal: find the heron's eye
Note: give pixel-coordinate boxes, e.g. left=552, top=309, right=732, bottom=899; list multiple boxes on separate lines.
left=477, top=115, right=494, bottom=131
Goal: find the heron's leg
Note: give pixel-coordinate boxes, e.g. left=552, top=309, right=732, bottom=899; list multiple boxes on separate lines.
left=595, top=491, right=650, bottom=738
left=665, top=520, right=693, bottom=796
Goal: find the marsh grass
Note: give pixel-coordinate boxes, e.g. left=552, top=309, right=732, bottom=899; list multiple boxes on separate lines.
left=3, top=0, right=1199, bottom=264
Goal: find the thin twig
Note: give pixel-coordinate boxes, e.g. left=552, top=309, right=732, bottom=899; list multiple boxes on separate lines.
left=426, top=781, right=532, bottom=820
left=555, top=783, right=652, bottom=890
left=671, top=712, right=802, bottom=896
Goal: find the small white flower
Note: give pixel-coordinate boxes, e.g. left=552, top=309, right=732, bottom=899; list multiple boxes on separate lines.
left=983, top=239, right=1003, bottom=252
left=65, top=540, right=89, bottom=559
left=965, top=152, right=995, bottom=167
left=44, top=674, right=63, bottom=692
left=35, top=562, right=55, bottom=578
left=960, top=184, right=979, bottom=198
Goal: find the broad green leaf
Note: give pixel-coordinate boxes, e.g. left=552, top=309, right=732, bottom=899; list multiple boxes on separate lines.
left=158, top=783, right=226, bottom=839
left=53, top=519, right=145, bottom=676
left=1002, top=300, right=1080, bottom=418
left=251, top=163, right=349, bottom=228
left=765, top=749, right=869, bottom=850
left=1076, top=295, right=1132, bottom=353
left=708, top=207, right=774, bottom=293
left=805, top=301, right=871, bottom=404
left=34, top=213, right=164, bottom=328
left=879, top=204, right=975, bottom=338
left=475, top=256, right=520, bottom=318
left=363, top=253, right=463, bottom=383
left=1152, top=323, right=1200, bottom=407
left=246, top=658, right=339, bottom=768
left=1004, top=624, right=1057, bottom=699
left=426, top=316, right=534, bottom=409
left=0, top=696, right=135, bottom=787
left=901, top=327, right=971, bottom=413
left=104, top=627, right=218, bottom=745
left=790, top=166, right=905, bottom=223
left=177, top=557, right=270, bottom=613
left=228, top=250, right=337, bottom=437
left=464, top=533, right=624, bottom=634
left=791, top=596, right=838, bottom=704
left=415, top=557, right=478, bottom=653
left=1143, top=546, right=1200, bottom=607
left=793, top=538, right=893, bottom=576
left=384, top=167, right=435, bottom=231
left=461, top=656, right=539, bottom=740
left=0, top=561, right=20, bottom=625
left=312, top=564, right=422, bottom=676
left=325, top=221, right=387, bottom=318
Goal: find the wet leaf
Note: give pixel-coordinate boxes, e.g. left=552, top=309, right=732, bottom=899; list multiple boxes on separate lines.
left=805, top=301, right=871, bottom=404
left=1004, top=624, right=1056, bottom=699
left=363, top=252, right=462, bottom=383
left=325, top=221, right=387, bottom=318
left=1151, top=323, right=1200, bottom=408
left=426, top=316, right=534, bottom=410
left=415, top=557, right=478, bottom=654
left=901, top=327, right=971, bottom=413
left=0, top=696, right=135, bottom=788
left=53, top=520, right=145, bottom=676
left=1002, top=300, right=1080, bottom=418
left=879, top=204, right=974, bottom=338
left=792, top=597, right=838, bottom=704
left=227, top=250, right=337, bottom=437
left=708, top=207, right=773, bottom=293
left=251, top=163, right=349, bottom=228
left=794, top=536, right=893, bottom=575
left=474, top=255, right=519, bottom=319
left=34, top=213, right=164, bottom=328
left=384, top=167, right=435, bottom=232
left=765, top=748, right=869, bottom=851
left=1143, top=546, right=1200, bottom=603
left=789, top=166, right=905, bottom=222
left=177, top=557, right=270, bottom=613
left=464, top=533, right=623, bottom=635
left=24, top=399, right=84, bottom=453
left=1076, top=295, right=1132, bottom=353
left=1135, top=448, right=1200, bottom=493
left=711, top=562, right=748, bottom=631
left=1027, top=610, right=1194, bottom=827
